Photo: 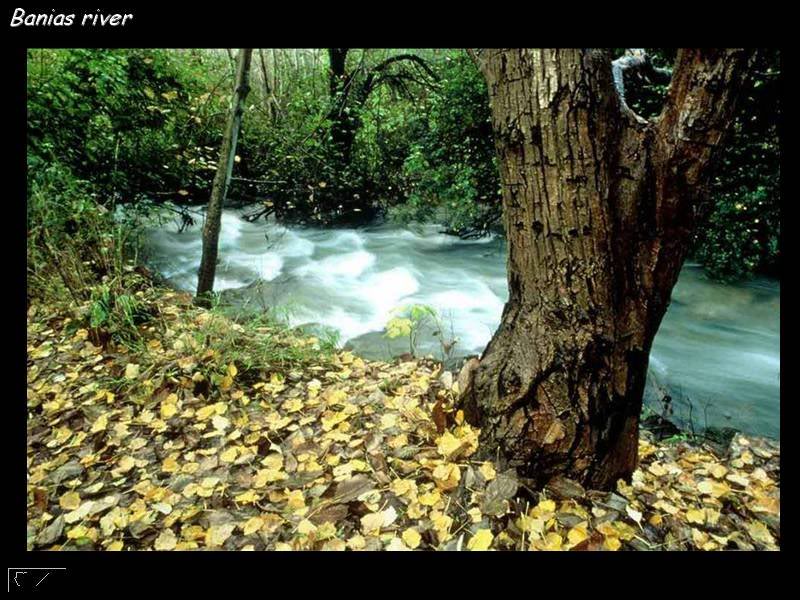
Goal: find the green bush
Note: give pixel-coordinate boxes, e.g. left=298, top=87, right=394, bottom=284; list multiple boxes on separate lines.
left=390, top=52, right=501, bottom=236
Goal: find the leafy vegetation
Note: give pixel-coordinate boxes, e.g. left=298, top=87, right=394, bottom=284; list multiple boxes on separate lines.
left=384, top=303, right=459, bottom=363
left=27, top=48, right=780, bottom=280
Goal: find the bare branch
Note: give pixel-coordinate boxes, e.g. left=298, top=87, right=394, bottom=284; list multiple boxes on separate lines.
left=360, top=53, right=439, bottom=104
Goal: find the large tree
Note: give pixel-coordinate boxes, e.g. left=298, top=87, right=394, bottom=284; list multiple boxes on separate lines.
left=461, top=49, right=756, bottom=490
left=196, top=48, right=253, bottom=304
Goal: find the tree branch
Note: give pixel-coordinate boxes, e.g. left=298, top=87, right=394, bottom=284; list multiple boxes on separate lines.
left=359, top=53, right=439, bottom=107
left=369, top=53, right=438, bottom=81
left=656, top=49, right=756, bottom=187
left=644, top=47, right=757, bottom=281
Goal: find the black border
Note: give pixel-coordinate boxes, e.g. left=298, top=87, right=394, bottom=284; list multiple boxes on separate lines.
left=6, top=3, right=789, bottom=593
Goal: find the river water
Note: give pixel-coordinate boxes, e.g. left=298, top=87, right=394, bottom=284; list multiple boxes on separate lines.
left=142, top=208, right=780, bottom=439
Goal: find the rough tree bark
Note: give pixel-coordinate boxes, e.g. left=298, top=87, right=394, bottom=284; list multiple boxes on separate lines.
left=196, top=48, right=253, bottom=304
left=461, top=49, right=755, bottom=490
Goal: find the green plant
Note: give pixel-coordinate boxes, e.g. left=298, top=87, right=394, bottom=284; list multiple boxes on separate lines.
left=389, top=51, right=501, bottom=237
left=87, top=285, right=150, bottom=346
left=193, top=307, right=337, bottom=387
left=383, top=303, right=457, bottom=360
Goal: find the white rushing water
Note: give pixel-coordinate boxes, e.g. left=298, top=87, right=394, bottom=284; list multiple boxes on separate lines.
left=143, top=208, right=780, bottom=438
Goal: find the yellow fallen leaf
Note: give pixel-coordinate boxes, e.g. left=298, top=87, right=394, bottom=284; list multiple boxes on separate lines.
left=708, top=463, right=728, bottom=479
left=436, top=432, right=463, bottom=460
left=205, top=523, right=235, bottom=548
left=479, top=462, right=496, bottom=481
left=286, top=490, right=306, bottom=511
left=234, top=490, right=259, bottom=505
left=160, top=402, right=178, bottom=420
left=746, top=520, right=776, bottom=547
left=117, top=456, right=136, bottom=473
left=196, top=405, right=216, bottom=421
left=418, top=490, right=442, bottom=506
left=567, top=523, right=589, bottom=547
left=220, top=447, right=238, bottom=463
left=604, top=536, right=621, bottom=551
left=347, top=534, right=366, bottom=550
left=432, top=463, right=461, bottom=491
left=154, top=528, right=177, bottom=550
left=297, top=519, right=317, bottom=536
left=162, top=456, right=179, bottom=473
left=467, top=528, right=494, bottom=551
left=698, top=479, right=731, bottom=498
left=241, top=516, right=263, bottom=536
left=430, top=511, right=453, bottom=543
left=402, top=528, right=422, bottom=549
left=59, top=491, right=81, bottom=511
left=361, top=512, right=384, bottom=535
left=686, top=508, right=706, bottom=525
left=91, top=413, right=108, bottom=433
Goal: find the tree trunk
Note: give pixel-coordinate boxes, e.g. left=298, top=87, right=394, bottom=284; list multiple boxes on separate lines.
left=196, top=48, right=253, bottom=304
left=461, top=49, right=754, bottom=490
left=258, top=49, right=279, bottom=123
left=327, top=48, right=357, bottom=165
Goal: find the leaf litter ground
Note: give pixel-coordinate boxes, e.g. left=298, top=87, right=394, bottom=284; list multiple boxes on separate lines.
left=27, top=286, right=780, bottom=551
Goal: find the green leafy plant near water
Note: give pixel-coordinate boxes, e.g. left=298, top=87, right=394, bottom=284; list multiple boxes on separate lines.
left=384, top=303, right=458, bottom=362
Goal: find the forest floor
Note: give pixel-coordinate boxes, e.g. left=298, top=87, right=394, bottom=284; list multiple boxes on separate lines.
left=26, top=277, right=780, bottom=551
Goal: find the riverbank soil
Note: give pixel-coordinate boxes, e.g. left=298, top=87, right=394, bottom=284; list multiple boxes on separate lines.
left=27, top=282, right=780, bottom=550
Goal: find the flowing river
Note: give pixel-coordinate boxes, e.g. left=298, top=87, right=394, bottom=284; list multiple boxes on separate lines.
left=142, top=208, right=780, bottom=439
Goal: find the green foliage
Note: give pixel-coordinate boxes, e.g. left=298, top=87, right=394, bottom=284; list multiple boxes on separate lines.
left=384, top=303, right=439, bottom=356
left=27, top=48, right=780, bottom=288
left=389, top=51, right=501, bottom=236
left=383, top=303, right=459, bottom=361
left=27, top=48, right=230, bottom=204
left=26, top=162, right=142, bottom=303
left=694, top=49, right=780, bottom=281
left=88, top=285, right=150, bottom=346
left=198, top=307, right=337, bottom=382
